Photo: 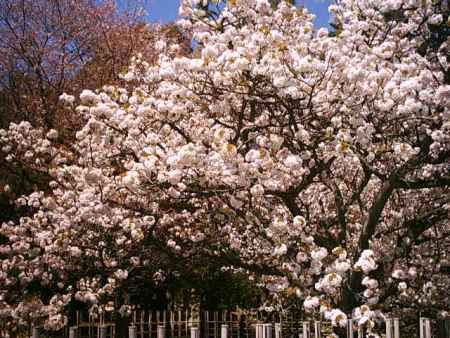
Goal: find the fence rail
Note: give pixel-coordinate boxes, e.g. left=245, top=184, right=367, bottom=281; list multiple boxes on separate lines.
left=1, top=310, right=449, bottom=338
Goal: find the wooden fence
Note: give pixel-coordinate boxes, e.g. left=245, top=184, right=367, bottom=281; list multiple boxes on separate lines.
left=1, top=310, right=449, bottom=338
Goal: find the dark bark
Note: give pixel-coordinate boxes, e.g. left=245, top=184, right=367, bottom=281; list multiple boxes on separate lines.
left=114, top=314, right=130, bottom=338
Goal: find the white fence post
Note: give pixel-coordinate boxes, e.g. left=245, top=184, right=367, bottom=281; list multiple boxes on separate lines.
left=69, top=326, right=77, bottom=338
left=420, top=318, right=432, bottom=338
left=256, top=324, right=263, bottom=338
left=221, top=324, right=229, bottom=338
left=191, top=326, right=200, bottom=338
left=314, top=321, right=321, bottom=338
left=263, top=323, right=272, bottom=338
left=158, top=325, right=166, bottom=338
left=301, top=321, right=310, bottom=338
left=393, top=318, right=400, bottom=338
left=347, top=318, right=354, bottom=338
left=386, top=318, right=393, bottom=338
left=385, top=317, right=400, bottom=338
left=426, top=318, right=432, bottom=338
left=129, top=325, right=137, bottom=338
left=275, top=323, right=281, bottom=338
left=421, top=317, right=426, bottom=338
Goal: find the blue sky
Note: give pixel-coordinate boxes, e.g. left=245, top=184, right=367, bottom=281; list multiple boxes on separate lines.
left=145, top=1, right=332, bottom=28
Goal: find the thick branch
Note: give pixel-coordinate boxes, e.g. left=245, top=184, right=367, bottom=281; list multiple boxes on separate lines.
left=357, top=180, right=394, bottom=251
left=394, top=176, right=450, bottom=189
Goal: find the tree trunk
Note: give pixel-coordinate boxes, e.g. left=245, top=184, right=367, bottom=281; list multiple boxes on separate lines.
left=115, top=314, right=130, bottom=338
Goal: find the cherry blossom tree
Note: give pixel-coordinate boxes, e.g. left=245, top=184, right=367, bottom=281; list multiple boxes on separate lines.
left=0, top=0, right=191, bottom=229
left=0, top=0, right=449, bottom=337
left=0, top=0, right=189, bottom=131
left=0, top=0, right=117, bottom=128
